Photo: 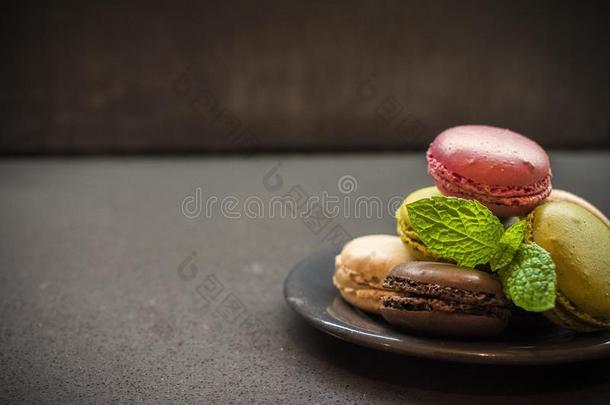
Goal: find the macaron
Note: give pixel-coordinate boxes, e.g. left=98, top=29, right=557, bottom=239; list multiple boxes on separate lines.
left=548, top=189, right=610, bottom=228
left=395, top=186, right=445, bottom=261
left=380, top=262, right=511, bottom=337
left=427, top=125, right=552, bottom=217
left=525, top=200, right=610, bottom=331
left=333, top=234, right=415, bottom=314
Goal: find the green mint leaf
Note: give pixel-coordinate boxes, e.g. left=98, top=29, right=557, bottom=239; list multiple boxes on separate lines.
left=406, top=197, right=504, bottom=267
left=490, top=220, right=527, bottom=271
left=498, top=243, right=556, bottom=312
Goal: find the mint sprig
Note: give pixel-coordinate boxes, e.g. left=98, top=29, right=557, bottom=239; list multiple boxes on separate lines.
left=404, top=197, right=557, bottom=312
left=490, top=220, right=527, bottom=271
left=406, top=197, right=504, bottom=267
left=498, top=243, right=556, bottom=312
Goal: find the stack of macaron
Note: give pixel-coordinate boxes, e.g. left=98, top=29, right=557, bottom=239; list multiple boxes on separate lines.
left=333, top=124, right=610, bottom=337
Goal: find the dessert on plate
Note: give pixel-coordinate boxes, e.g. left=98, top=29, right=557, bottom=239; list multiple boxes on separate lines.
left=427, top=125, right=552, bottom=217
left=381, top=262, right=510, bottom=337
left=332, top=124, right=609, bottom=337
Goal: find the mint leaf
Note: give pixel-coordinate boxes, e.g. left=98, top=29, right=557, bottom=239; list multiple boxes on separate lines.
left=406, top=197, right=504, bottom=267
left=498, top=243, right=556, bottom=312
left=490, top=220, right=527, bottom=271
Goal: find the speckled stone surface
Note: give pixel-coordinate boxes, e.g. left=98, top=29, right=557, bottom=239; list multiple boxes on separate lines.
left=1, top=153, right=609, bottom=404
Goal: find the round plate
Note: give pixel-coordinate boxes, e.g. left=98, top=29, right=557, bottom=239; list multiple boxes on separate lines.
left=284, top=247, right=610, bottom=365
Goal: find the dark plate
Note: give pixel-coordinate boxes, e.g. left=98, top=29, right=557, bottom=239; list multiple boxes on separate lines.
left=284, top=246, right=610, bottom=365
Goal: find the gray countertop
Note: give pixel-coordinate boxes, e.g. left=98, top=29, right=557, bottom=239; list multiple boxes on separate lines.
left=1, top=152, right=609, bottom=404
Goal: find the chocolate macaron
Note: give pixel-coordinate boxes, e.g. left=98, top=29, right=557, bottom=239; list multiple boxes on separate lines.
left=427, top=125, right=552, bottom=217
left=381, top=262, right=511, bottom=337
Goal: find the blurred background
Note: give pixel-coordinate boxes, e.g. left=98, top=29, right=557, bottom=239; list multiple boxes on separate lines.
left=1, top=0, right=608, bottom=154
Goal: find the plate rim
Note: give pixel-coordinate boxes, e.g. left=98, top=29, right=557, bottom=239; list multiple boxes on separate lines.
left=284, top=249, right=610, bottom=365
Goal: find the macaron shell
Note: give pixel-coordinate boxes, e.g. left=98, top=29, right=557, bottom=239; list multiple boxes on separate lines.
left=333, top=234, right=413, bottom=314
left=333, top=257, right=396, bottom=314
left=428, top=125, right=550, bottom=187
left=339, top=234, right=413, bottom=287
left=380, top=306, right=507, bottom=337
left=334, top=256, right=396, bottom=293
left=386, top=261, right=505, bottom=296
left=395, top=187, right=446, bottom=261
left=527, top=201, right=610, bottom=322
left=548, top=189, right=610, bottom=228
left=544, top=291, right=610, bottom=331
left=333, top=258, right=370, bottom=290
left=404, top=186, right=443, bottom=204
left=396, top=219, right=444, bottom=261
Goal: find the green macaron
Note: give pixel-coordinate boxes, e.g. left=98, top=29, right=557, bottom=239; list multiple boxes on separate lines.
left=396, top=186, right=446, bottom=261
left=525, top=200, right=610, bottom=331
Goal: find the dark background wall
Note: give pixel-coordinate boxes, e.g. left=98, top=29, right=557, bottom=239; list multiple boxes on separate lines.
left=1, top=0, right=608, bottom=154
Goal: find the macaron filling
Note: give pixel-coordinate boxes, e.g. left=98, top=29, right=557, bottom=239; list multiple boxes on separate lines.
left=549, top=290, right=610, bottom=331
left=382, top=275, right=510, bottom=320
left=382, top=295, right=510, bottom=320
left=558, top=292, right=610, bottom=328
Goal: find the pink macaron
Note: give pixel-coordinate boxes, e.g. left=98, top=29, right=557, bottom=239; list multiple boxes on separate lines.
left=426, top=125, right=552, bottom=217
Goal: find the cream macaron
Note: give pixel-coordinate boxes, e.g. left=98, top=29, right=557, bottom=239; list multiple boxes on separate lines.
left=333, top=234, right=415, bottom=314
